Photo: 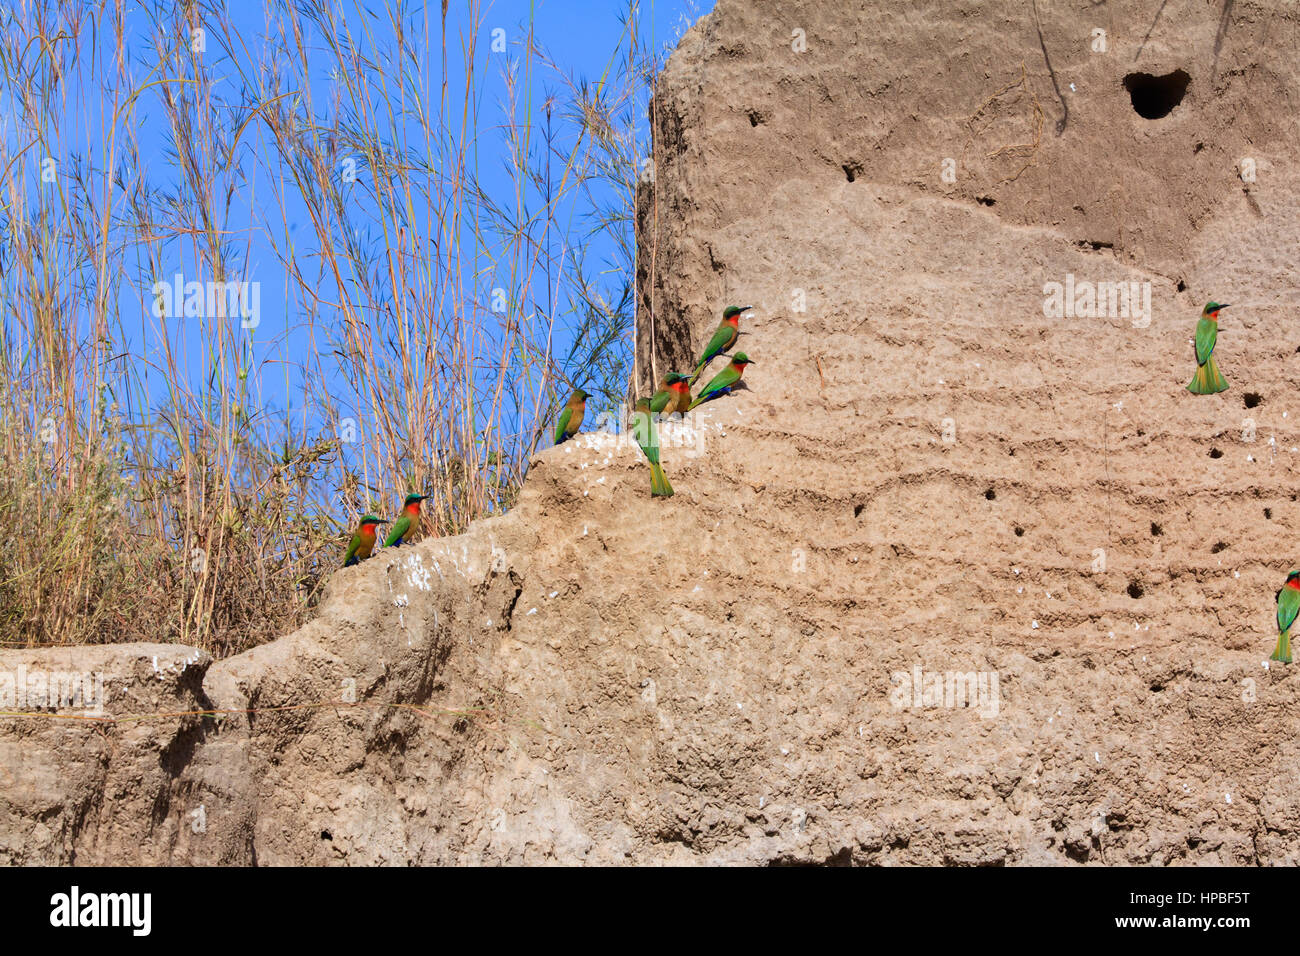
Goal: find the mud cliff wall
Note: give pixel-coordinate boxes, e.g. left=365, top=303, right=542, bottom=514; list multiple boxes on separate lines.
left=4, top=0, right=1300, bottom=864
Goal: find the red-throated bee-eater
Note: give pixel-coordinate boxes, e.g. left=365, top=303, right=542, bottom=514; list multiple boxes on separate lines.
left=688, top=353, right=755, bottom=410
left=343, top=514, right=388, bottom=567
left=1273, top=569, right=1300, bottom=663
left=554, top=388, right=590, bottom=444
left=690, top=305, right=752, bottom=384
left=649, top=374, right=691, bottom=417
left=1187, top=301, right=1229, bottom=394
left=632, top=397, right=673, bottom=497
left=383, top=493, right=428, bottom=548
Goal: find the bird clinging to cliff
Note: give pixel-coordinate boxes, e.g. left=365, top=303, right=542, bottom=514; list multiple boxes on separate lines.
left=1272, top=570, right=1300, bottom=663
left=690, top=305, right=752, bottom=384
left=688, top=353, right=754, bottom=410
left=649, top=373, right=692, bottom=417
left=383, top=493, right=428, bottom=548
left=343, top=514, right=388, bottom=567
left=632, top=397, right=674, bottom=497
left=554, top=388, right=590, bottom=445
left=1186, top=301, right=1230, bottom=394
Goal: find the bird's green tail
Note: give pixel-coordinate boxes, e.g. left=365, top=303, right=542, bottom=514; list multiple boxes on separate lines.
left=1272, top=629, right=1292, bottom=664
left=649, top=462, right=674, bottom=498
left=1187, top=355, right=1228, bottom=394
left=688, top=363, right=705, bottom=386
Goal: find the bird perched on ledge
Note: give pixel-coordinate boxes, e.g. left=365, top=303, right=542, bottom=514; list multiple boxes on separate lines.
left=1186, top=301, right=1229, bottom=394
left=343, top=515, right=388, bottom=567
left=554, top=388, right=590, bottom=444
left=689, top=353, right=754, bottom=409
left=1273, top=569, right=1300, bottom=663
left=632, top=397, right=673, bottom=497
left=383, top=493, right=428, bottom=548
left=650, top=373, right=692, bottom=417
left=690, top=305, right=752, bottom=384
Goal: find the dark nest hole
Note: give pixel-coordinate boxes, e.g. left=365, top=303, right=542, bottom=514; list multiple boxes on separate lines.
left=1127, top=580, right=1144, bottom=599
left=1124, top=70, right=1190, bottom=120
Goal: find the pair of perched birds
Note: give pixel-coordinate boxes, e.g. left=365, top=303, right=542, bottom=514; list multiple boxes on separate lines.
left=553, top=305, right=758, bottom=497
left=341, top=493, right=428, bottom=567
left=1185, top=301, right=1295, bottom=664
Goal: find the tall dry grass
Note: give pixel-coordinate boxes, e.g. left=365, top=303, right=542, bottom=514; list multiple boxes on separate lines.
left=0, top=0, right=653, bottom=656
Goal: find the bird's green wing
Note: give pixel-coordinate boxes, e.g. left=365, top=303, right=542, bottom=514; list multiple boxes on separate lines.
left=697, top=323, right=736, bottom=366
left=648, top=388, right=674, bottom=414
left=383, top=515, right=413, bottom=547
left=700, top=365, right=740, bottom=398
left=1278, top=587, right=1300, bottom=634
left=553, top=406, right=573, bottom=444
left=632, top=410, right=660, bottom=465
left=343, top=531, right=363, bottom=564
left=1194, top=317, right=1218, bottom=365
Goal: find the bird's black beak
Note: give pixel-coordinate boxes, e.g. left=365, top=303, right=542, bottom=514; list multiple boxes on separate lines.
left=1219, top=304, right=1230, bottom=309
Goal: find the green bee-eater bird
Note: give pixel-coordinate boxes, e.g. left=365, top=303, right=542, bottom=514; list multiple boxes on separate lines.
left=690, top=305, right=752, bottom=384
left=649, top=373, right=692, bottom=417
left=632, top=397, right=673, bottom=497
left=688, top=353, right=755, bottom=410
left=654, top=374, right=683, bottom=412
left=343, top=514, right=389, bottom=567
left=1273, top=569, right=1300, bottom=663
left=383, top=493, right=428, bottom=548
left=554, top=388, right=590, bottom=444
left=1186, top=301, right=1230, bottom=394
